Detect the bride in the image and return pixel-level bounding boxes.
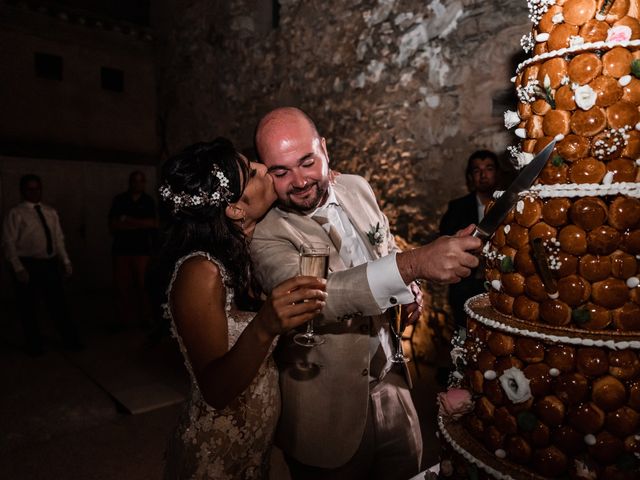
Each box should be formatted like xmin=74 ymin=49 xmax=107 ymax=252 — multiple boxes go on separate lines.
xmin=158 ymin=138 xmax=327 ymax=479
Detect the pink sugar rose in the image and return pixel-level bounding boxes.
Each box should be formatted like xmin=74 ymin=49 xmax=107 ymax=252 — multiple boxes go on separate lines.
xmin=607 ymin=25 xmax=632 ymax=43
xmin=438 ymin=388 xmax=473 ymax=420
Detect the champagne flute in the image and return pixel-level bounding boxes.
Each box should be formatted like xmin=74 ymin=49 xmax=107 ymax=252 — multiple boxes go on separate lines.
xmin=390 ymin=304 xmax=410 ymax=363
xmin=294 ymin=242 xmax=330 ymax=347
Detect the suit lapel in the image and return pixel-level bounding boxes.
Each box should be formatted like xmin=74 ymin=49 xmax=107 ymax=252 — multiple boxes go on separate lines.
xmin=275 ymin=208 xmax=347 ymax=272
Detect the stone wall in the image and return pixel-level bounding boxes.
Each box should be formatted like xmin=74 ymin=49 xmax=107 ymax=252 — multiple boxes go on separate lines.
xmin=155 ymin=0 xmax=531 ymax=309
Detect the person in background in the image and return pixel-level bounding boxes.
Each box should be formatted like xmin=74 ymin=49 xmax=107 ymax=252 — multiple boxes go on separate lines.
xmin=108 ymin=171 xmax=157 ymax=330
xmin=1 ymin=174 xmax=81 ymax=356
xmin=439 ymin=149 xmax=499 ymax=328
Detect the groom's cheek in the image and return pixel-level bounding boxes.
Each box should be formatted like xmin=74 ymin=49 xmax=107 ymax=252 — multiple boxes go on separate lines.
xmin=271 ymin=178 xmax=289 ymax=202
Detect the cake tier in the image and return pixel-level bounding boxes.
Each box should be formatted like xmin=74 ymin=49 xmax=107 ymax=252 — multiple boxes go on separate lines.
xmin=494 ymin=1 xmax=640 ymax=329
xmin=483 ymin=188 xmax=640 ymax=330
xmin=438 ymin=417 xmax=548 ymax=480
xmin=514 ymin=0 xmax=640 ymax=170
xmin=444 ymin=294 xmax=640 ymax=479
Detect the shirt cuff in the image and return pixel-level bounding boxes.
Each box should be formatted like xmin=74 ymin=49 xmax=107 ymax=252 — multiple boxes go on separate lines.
xmin=366 ymin=252 xmax=415 ymax=309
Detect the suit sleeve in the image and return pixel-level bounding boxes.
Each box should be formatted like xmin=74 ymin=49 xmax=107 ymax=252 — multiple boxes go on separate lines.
xmin=358 ymin=179 xmax=414 ymax=306
xmin=251 ymin=229 xmax=384 ymax=324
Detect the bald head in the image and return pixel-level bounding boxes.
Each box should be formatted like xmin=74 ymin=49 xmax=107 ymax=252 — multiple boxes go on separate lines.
xmin=254 ymin=107 xmax=330 ymax=212
xmin=255 ymin=107 xmax=320 ymax=161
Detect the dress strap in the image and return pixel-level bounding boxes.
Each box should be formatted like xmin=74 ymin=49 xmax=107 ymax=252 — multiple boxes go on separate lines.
xmin=164 ymin=251 xmax=234 ymax=319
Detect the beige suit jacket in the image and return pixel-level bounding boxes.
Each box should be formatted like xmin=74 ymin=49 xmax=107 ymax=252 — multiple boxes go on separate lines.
xmin=251 ymin=174 xmax=409 ymax=468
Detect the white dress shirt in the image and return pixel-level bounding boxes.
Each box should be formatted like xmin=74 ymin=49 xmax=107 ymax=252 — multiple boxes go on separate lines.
xmin=1 ymin=201 xmax=71 ymax=273
xmin=476 ymin=194 xmax=486 ymax=223
xmin=308 ymin=187 xmax=415 ymax=377
xmin=308 ymin=188 xmax=414 ymax=307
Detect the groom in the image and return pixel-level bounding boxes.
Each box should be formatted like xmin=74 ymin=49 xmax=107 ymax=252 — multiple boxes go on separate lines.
xmin=251 ymin=107 xmax=480 ymax=479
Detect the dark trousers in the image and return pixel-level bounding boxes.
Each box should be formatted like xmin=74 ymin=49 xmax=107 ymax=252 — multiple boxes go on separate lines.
xmin=112 ymin=255 xmax=152 ymax=327
xmin=13 ymin=257 xmax=78 ymax=350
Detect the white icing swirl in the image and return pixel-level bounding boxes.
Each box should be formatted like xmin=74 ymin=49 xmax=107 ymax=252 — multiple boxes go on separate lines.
xmin=517 ymin=39 xmax=640 ymax=74
xmin=494 ymin=182 xmax=640 ymax=199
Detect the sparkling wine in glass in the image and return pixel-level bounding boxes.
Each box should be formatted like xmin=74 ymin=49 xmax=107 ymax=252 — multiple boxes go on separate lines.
xmin=390 ymin=304 xmax=410 ymax=363
xmin=294 ymin=243 xmax=329 ymax=347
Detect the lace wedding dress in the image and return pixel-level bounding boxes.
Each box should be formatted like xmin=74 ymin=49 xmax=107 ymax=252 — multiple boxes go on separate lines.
xmin=163 ymin=252 xmax=280 ymax=479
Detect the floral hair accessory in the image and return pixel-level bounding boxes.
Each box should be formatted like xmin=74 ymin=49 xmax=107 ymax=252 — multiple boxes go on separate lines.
xmin=160 ymin=164 xmax=232 ymax=213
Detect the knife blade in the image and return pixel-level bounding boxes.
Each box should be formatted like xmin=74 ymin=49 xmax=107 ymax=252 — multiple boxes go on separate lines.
xmin=472 ymin=140 xmax=556 ymax=240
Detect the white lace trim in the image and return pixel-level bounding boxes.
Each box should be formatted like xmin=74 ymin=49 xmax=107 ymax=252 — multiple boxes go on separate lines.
xmin=163 ymin=251 xmax=234 ymax=382
xmin=464 ymin=295 xmax=640 ymax=350
xmin=164 ymin=250 xmax=233 ymax=316
xmin=516 ymin=39 xmax=640 ymax=74
xmin=493 ymin=181 xmax=640 ymax=199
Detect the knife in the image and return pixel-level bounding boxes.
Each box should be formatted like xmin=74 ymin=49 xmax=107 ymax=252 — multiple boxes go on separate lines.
xmin=472 ymin=140 xmax=556 ymax=240
xmin=531 ymin=237 xmax=559 ymax=298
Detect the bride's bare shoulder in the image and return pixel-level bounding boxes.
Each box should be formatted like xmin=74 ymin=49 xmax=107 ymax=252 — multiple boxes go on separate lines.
xmin=173 ymin=256 xmax=225 ymax=300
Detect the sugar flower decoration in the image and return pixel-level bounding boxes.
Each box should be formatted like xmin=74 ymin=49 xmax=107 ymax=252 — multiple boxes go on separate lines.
xmin=569 ymin=35 xmax=585 ymax=48
xmin=499 ymin=367 xmax=532 ymax=404
xmin=520 ymin=33 xmax=534 ymax=53
xmin=438 ymin=388 xmax=474 ymax=420
xmin=607 ymin=25 xmax=632 ymax=43
xmin=507 ymin=145 xmax=535 ymax=169
xmin=574 ymin=84 xmax=597 ymax=110
xmin=504 ymin=110 xmax=521 ymax=129
xmin=574 ymin=459 xmax=597 ymax=480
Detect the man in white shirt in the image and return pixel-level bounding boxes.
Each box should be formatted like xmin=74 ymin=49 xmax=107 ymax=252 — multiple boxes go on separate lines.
xmin=1 ymin=174 xmax=81 ymax=356
xmin=250 ymin=107 xmax=480 ymax=479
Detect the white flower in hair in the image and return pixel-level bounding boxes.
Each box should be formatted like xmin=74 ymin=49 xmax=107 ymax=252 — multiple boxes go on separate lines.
xmin=160 ymin=164 xmax=232 ymax=213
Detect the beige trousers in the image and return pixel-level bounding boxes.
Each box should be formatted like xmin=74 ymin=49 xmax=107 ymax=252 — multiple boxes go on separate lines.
xmin=285 ymin=370 xmax=423 ymax=480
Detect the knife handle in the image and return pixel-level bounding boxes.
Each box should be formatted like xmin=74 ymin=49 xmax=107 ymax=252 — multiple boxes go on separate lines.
xmin=471 ymin=228 xmax=487 ymax=240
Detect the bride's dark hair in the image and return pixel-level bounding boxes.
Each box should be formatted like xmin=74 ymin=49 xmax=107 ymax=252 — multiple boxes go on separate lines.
xmin=154 ymin=137 xmax=259 ymax=310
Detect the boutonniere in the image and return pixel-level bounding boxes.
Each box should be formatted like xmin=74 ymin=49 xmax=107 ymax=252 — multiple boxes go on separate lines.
xmin=367 ymin=222 xmax=384 ymax=246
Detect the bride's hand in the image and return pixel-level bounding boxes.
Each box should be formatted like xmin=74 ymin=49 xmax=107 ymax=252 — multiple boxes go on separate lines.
xmin=257 ymin=276 xmax=327 ymax=336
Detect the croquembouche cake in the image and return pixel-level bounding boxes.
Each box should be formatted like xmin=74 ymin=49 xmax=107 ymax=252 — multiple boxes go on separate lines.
xmin=436 ymin=1 xmax=640 ymax=478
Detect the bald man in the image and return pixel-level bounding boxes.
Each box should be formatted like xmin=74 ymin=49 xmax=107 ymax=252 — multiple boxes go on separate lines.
xmin=250 ymin=107 xmax=480 ymax=479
